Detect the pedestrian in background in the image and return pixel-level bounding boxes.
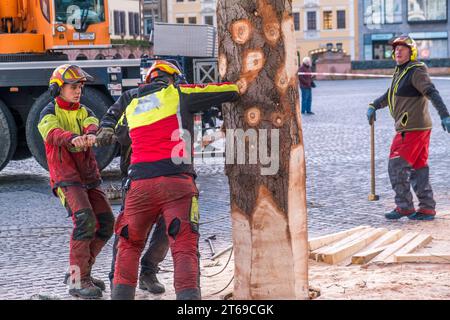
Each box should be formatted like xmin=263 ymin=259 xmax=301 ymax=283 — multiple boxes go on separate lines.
xmin=367 ymin=35 xmax=450 ymax=221
xmin=298 ymin=56 xmax=316 ymax=115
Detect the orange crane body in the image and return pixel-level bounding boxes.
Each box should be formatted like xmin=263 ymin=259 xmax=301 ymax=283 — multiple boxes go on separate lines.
xmin=0 ymin=0 xmax=111 ymax=54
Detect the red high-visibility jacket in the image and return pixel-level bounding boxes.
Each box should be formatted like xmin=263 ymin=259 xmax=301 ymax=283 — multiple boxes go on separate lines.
xmin=38 ymin=97 xmax=101 ymax=191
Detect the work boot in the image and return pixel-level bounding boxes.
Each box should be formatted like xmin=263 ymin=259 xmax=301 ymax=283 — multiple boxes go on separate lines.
xmin=68 ymin=278 xmax=102 ymax=299
xmin=385 ymin=209 xmax=413 ymax=220
xmin=139 ymin=270 xmax=165 ymax=294
xmin=176 ymin=288 xmax=201 ymax=300
xmin=111 ymin=284 xmax=136 ymax=300
xmin=408 ymin=212 xmax=435 ymax=221
xmin=64 ymin=273 xmax=106 ymax=291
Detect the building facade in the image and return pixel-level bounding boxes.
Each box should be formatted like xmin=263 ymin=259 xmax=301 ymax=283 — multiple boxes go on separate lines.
xmin=108 ymin=0 xmax=141 ymax=40
xmin=292 ymin=0 xmax=358 ymax=60
xmin=359 ymin=0 xmax=450 ymax=60
xmin=143 ymin=0 xmax=168 ymax=38
xmin=167 ymin=0 xmax=216 ymax=25
xmin=165 ymin=0 xmax=359 ymax=61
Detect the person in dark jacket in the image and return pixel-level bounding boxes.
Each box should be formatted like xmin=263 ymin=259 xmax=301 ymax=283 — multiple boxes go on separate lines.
xmin=298 ymin=56 xmax=315 ymax=115
xmin=367 ymin=35 xmax=450 ymax=221
xmin=96 ymin=60 xmax=240 ymax=300
xmin=38 ymin=64 xmax=114 ymax=299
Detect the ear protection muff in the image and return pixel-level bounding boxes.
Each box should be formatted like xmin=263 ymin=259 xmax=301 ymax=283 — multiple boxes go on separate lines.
xmin=49 ymin=82 xmax=61 ymax=98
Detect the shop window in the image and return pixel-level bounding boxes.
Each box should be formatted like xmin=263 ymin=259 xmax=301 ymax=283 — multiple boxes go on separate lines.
xmin=416 ymin=39 xmax=448 ymax=58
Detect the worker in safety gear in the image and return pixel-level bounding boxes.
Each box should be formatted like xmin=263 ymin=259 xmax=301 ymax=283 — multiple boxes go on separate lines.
xmin=97 ymin=60 xmax=240 ymax=300
xmin=367 ymin=35 xmax=450 ymax=221
xmin=97 ymin=113 xmax=169 ymax=295
xmin=38 ymin=64 xmax=115 ymax=299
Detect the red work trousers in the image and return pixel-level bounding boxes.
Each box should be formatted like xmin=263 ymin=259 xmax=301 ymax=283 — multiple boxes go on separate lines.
xmin=389 ymin=130 xmax=431 ymax=169
xmin=60 ymin=186 xmax=114 ymax=281
xmin=113 ymin=174 xmax=200 ymax=295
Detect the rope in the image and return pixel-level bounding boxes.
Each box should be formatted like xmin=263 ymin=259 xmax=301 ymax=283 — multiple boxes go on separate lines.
xmin=199 ymin=215 xmax=230 ymax=225
xmin=211 ymin=275 xmax=234 ymax=296
xmin=202 ymin=246 xmax=234 ymax=278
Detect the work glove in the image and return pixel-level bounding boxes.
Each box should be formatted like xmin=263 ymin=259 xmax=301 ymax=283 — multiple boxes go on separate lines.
xmin=442 ymin=116 xmax=450 ymax=133
xmin=367 ymin=104 xmax=376 ymax=125
xmin=96 ymin=127 xmax=116 ymax=147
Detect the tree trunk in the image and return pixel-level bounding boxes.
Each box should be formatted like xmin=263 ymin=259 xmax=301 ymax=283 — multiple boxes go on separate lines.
xmin=217 ymin=0 xmax=309 ymax=299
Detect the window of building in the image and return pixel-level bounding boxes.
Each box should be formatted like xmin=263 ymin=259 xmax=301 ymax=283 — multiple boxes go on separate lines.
xmin=323 ymin=11 xmax=333 ymax=30
xmin=293 ymin=12 xmax=300 ymax=31
xmin=364 ymin=0 xmax=402 ymax=25
xmin=176 ymin=0 xmax=183 ymax=2
xmin=188 ymin=17 xmax=197 ymax=24
xmin=205 ymin=15 xmax=214 ymax=25
xmin=114 ymin=10 xmax=126 ymax=35
xmin=144 ymin=17 xmax=153 ymax=35
xmin=416 ymin=39 xmax=448 ymax=58
xmin=134 ymin=13 xmax=140 ymax=36
xmin=337 ymin=10 xmax=346 ymax=29
xmin=307 ymin=11 xmax=317 ymax=30
xmin=176 ymin=17 xmax=185 ymax=24
xmin=408 ymin=0 xmax=447 ymax=22
xmin=128 ymin=12 xmax=140 ymax=36
xmin=373 ymin=42 xmax=393 ymax=60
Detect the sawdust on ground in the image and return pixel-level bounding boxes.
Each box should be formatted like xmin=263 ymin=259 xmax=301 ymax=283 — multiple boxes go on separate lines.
xmin=132 ymin=212 xmax=450 ymax=300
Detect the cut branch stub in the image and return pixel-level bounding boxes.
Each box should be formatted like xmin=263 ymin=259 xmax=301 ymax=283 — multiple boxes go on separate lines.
xmin=275 ymin=66 xmax=289 ymax=95
xmin=240 ymin=49 xmax=266 ymax=89
xmin=219 ymin=54 xmax=228 ymax=79
xmin=231 ymin=19 xmax=253 ymax=45
xmin=242 ymin=49 xmax=265 ymax=75
xmin=245 ymin=107 xmax=262 ymax=127
xmin=258 ymin=0 xmax=280 ymax=46
xmin=271 ymin=112 xmax=285 ymax=128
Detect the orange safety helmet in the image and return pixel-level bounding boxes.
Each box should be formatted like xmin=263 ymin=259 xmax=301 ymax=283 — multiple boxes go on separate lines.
xmin=144 ymin=60 xmax=182 ymax=84
xmin=49 ymin=64 xmax=94 ymax=97
xmin=391 ymin=35 xmax=418 ymax=61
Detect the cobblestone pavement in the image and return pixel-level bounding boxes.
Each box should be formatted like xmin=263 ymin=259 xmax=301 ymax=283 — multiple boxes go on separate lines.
xmin=1 ymin=78 xmax=449 ymax=299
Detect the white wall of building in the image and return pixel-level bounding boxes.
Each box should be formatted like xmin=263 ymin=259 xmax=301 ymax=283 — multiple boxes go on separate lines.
xmin=108 ymin=0 xmax=140 ymax=39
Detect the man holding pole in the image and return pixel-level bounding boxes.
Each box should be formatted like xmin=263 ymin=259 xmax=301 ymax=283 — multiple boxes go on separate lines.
xmin=367 ymin=35 xmax=450 ymax=221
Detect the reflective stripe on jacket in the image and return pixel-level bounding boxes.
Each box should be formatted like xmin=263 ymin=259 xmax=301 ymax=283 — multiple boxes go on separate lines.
xmin=372 ymin=61 xmax=450 ymax=132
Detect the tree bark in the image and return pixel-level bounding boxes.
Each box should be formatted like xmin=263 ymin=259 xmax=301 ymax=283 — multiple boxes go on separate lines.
xmin=217 ymin=0 xmax=309 ymax=299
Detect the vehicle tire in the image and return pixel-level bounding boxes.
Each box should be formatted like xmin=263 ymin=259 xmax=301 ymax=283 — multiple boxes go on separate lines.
xmin=26 ymin=88 xmax=118 ymax=171
xmin=0 ymin=99 xmax=18 ymax=171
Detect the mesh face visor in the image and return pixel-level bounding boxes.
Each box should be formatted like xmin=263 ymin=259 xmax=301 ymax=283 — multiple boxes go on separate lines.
xmin=61 ymin=65 xmax=94 ymax=84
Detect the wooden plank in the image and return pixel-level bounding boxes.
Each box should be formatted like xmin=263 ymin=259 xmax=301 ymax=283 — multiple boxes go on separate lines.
xmin=351 ymin=244 xmax=390 ymax=265
xmin=371 ymin=232 xmax=419 ymax=264
xmin=362 ymin=229 xmax=404 ymax=250
xmin=351 ymin=229 xmax=404 ymax=265
xmin=310 ymin=227 xmax=372 ymax=260
xmin=393 ymin=234 xmax=433 ymax=262
xmin=308 ymin=225 xmax=370 ymax=251
xmin=318 ymin=228 xmax=387 ymax=265
xmin=395 ymin=253 xmax=450 ymax=264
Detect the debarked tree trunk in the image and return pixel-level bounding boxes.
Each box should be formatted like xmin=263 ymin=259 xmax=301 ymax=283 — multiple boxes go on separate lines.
xmin=217 ymin=0 xmax=309 ymax=299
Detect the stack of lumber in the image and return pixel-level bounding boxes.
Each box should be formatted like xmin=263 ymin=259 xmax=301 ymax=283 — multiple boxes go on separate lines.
xmin=308 ymin=226 xmax=439 ymax=265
